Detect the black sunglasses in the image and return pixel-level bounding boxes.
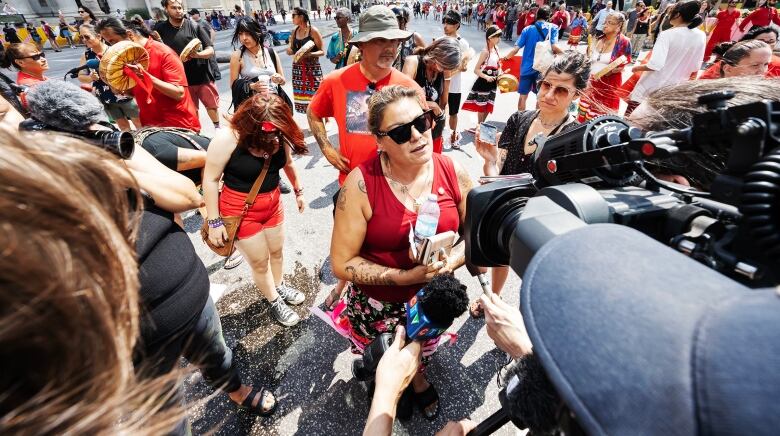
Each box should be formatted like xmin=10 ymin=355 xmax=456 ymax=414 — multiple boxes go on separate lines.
xmin=79 ymin=9 xmax=86 ymax=13
xmin=22 ymin=52 xmax=46 ymax=61
xmin=376 ymin=110 xmax=434 ymax=144
xmin=443 ymin=18 xmax=459 ymax=25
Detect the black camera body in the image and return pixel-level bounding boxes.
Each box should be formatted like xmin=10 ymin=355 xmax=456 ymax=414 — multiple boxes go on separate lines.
xmin=465 ymin=92 xmax=780 ymax=287
xmin=18 ymin=119 xmax=135 ymax=159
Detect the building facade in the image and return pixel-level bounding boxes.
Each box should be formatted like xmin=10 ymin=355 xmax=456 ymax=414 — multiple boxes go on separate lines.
xmin=4 ymin=0 xmax=341 ymax=19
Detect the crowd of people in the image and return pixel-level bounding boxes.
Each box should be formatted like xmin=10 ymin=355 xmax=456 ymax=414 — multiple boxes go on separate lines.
xmin=2 ymin=0 xmax=780 ymax=434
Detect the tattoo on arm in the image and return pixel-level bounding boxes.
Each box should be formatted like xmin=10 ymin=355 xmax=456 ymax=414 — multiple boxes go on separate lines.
xmin=497 ymin=149 xmax=508 ymax=173
xmin=358 ymin=179 xmax=367 ymax=193
xmin=337 ymin=185 xmax=348 ymax=211
xmin=355 ymin=260 xmax=398 ymax=286
xmin=307 ymin=111 xmax=332 ymax=151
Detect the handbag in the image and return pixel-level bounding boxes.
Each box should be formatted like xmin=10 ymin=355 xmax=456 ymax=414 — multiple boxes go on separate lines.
xmin=200 ymin=158 xmax=271 ymax=257
xmin=532 ymin=23 xmax=555 ymax=74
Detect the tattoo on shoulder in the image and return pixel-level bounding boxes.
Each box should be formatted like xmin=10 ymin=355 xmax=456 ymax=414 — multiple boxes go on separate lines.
xmin=337 ymin=186 xmax=348 ymax=211
xmin=457 ymin=166 xmax=474 ymax=193
xmin=358 ymin=179 xmax=367 ymax=194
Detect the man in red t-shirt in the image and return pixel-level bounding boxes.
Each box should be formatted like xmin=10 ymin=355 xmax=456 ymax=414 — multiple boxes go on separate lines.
xmin=307 ymin=5 xmax=424 ymax=306
xmin=308 ymin=5 xmax=424 ymax=187
xmin=96 ymin=17 xmax=200 ymax=132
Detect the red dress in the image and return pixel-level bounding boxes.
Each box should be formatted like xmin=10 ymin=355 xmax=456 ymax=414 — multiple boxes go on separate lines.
xmin=704 ymin=9 xmax=740 ymax=61
xmin=579 ymin=34 xmax=632 ymax=122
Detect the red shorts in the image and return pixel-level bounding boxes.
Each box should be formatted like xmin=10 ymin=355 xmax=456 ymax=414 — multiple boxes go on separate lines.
xmin=189 ymin=82 xmax=220 ymax=109
xmin=218 ymin=185 xmax=284 ymax=239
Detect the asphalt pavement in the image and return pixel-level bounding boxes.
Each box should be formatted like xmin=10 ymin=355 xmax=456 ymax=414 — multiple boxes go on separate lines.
xmin=8 ymin=16 xmax=547 ymax=435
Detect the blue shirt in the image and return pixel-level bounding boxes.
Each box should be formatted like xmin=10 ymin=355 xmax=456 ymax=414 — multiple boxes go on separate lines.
xmin=594 ymin=8 xmax=613 ymax=31
xmin=516 ymin=21 xmax=558 ymax=76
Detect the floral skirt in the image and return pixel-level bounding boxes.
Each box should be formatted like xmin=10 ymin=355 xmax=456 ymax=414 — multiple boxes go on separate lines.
xmin=344 ymin=283 xmax=441 ymax=366
xmin=292 ymin=58 xmax=322 ymax=114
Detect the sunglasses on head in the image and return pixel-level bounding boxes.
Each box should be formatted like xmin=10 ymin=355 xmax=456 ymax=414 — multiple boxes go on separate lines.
xmin=537 ymin=79 xmax=576 ymax=99
xmin=22 ymin=52 xmax=46 ymax=61
xmin=376 ymin=110 xmax=434 ymax=144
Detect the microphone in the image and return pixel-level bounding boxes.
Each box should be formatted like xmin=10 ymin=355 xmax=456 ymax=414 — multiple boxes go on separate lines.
xmin=65 ymin=58 xmax=100 ymax=79
xmin=25 ymin=80 xmax=108 ymax=132
xmin=405 ymin=273 xmax=469 ymax=340
xmin=352 ymin=273 xmax=469 ymax=380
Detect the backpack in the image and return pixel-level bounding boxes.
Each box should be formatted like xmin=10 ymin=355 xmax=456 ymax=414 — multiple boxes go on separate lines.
xmin=532 ymin=23 xmax=554 ymax=74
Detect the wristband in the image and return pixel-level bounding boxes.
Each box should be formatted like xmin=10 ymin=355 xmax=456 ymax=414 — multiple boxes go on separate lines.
xmin=294 ymin=187 xmax=304 ymax=196
xmin=207 ymin=218 xmax=224 ymax=228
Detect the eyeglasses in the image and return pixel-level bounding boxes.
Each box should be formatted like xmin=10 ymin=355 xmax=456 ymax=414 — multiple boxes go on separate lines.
xmin=537 ymin=79 xmax=576 ymax=99
xmin=376 ymin=110 xmax=434 ymax=144
xmin=21 ymin=52 xmax=46 ymax=61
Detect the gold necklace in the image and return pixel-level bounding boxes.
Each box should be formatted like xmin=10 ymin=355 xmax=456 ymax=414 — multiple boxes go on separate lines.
xmin=383 ymin=155 xmax=431 ymax=207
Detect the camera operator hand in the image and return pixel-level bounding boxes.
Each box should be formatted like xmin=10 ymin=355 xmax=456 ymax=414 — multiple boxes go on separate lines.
xmin=435 ymin=419 xmax=477 ymax=436
xmin=481 ymin=292 xmax=533 ymax=359
xmin=363 ymin=326 xmax=422 ymax=436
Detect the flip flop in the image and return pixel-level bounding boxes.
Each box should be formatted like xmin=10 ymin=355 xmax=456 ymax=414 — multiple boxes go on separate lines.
xmin=237 ymin=386 xmax=277 ymax=416
xmin=414 ymin=383 xmax=440 ymax=421
xmin=324 ymin=286 xmax=345 ymax=309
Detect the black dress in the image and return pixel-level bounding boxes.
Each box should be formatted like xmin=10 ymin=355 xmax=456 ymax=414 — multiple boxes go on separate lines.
xmin=498 ymin=110 xmax=579 ymax=175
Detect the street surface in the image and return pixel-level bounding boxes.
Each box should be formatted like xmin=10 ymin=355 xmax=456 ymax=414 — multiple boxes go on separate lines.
xmin=3 ymin=16 xmax=619 ymax=435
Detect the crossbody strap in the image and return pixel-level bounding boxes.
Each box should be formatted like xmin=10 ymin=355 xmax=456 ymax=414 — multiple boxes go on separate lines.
xmin=242 ymin=157 xmax=272 ymax=214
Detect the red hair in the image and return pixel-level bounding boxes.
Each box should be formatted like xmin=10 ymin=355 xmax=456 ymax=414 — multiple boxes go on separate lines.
xmin=231 ymin=94 xmax=307 ymax=155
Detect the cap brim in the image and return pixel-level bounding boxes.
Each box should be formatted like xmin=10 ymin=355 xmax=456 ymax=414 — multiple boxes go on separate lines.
xmin=351 ymin=28 xmax=412 ymax=43
xmin=520 ymin=224 xmax=766 ymax=435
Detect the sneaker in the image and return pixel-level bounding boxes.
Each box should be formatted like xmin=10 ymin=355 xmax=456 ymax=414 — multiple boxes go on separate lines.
xmin=276 ymin=283 xmax=306 ymax=305
xmin=224 ymin=251 xmax=244 ymax=270
xmin=270 ymin=298 xmax=300 ymax=326
xmin=279 ymin=179 xmax=291 ymax=194
xmin=448 ymin=131 xmax=462 ymax=150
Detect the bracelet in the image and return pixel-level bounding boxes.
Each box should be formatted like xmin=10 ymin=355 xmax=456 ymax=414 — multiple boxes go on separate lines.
xmin=207 ymin=218 xmax=224 ymax=228
xmin=294 ymin=187 xmax=304 ymax=196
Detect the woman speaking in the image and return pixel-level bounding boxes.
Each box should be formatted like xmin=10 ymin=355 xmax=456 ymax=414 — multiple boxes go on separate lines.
xmin=331 ymin=85 xmax=473 ymax=420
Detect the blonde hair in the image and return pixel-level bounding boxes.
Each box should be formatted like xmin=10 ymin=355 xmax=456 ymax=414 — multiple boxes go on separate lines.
xmin=0 ymin=129 xmax=182 ymax=434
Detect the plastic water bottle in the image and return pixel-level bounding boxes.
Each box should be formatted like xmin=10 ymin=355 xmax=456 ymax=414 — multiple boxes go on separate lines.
xmin=414 ymin=194 xmax=440 ymax=243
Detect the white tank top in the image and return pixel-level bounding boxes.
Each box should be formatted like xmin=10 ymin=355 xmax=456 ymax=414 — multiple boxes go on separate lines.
xmin=239 ymin=47 xmax=277 ymax=80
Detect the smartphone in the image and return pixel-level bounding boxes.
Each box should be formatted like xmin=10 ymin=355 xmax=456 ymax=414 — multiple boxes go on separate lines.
xmin=480 ymin=123 xmax=498 ymax=146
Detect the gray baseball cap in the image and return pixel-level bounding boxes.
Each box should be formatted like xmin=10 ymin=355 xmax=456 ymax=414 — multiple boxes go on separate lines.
xmin=352 ymin=5 xmax=412 ymax=43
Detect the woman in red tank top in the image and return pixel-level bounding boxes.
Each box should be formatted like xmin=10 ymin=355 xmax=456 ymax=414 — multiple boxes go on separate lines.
xmin=331 ymin=85 xmax=473 ymax=421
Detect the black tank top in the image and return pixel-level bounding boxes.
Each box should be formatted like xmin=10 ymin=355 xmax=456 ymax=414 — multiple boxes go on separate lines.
xmin=292 ymin=26 xmax=315 ymax=51
xmin=414 ymin=58 xmax=445 ymax=139
xmin=414 ymin=58 xmax=444 ymax=105
xmin=222 ymin=145 xmax=286 ymax=193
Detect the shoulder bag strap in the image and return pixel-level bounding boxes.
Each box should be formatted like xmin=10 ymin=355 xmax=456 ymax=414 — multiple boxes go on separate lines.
xmin=241 ymin=157 xmax=272 ymax=214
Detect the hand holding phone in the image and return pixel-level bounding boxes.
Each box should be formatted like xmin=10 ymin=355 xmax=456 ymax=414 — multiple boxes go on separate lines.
xmin=479 ymin=123 xmax=498 ymax=145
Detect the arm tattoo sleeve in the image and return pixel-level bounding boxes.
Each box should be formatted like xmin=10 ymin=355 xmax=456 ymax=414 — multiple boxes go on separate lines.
xmin=307 ymin=110 xmax=333 ymax=151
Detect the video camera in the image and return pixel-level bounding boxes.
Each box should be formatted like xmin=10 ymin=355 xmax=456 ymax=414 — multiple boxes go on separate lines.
xmin=463 ymin=91 xmax=780 ymax=435
xmin=465 ymin=91 xmax=779 ymax=288
xmin=18 ymin=119 xmax=135 ymax=159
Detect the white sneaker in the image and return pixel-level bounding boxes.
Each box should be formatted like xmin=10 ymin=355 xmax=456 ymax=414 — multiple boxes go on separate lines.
xmin=224 ymin=251 xmax=244 ymax=270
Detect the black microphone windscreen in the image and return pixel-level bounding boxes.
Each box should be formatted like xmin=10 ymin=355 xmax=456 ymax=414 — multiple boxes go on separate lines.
xmin=25 ymin=80 xmax=107 ymax=132
xmin=418 ymin=273 xmax=469 ymax=326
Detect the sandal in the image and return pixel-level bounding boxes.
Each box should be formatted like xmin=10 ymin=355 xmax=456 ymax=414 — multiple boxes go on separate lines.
xmin=414 ymin=383 xmax=440 ymax=421
xmin=237 ymin=386 xmax=277 ymax=416
xmin=469 ymin=299 xmax=484 ymax=318
xmin=397 ymin=385 xmax=415 ymax=421
xmin=324 ymin=286 xmax=345 ymax=309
